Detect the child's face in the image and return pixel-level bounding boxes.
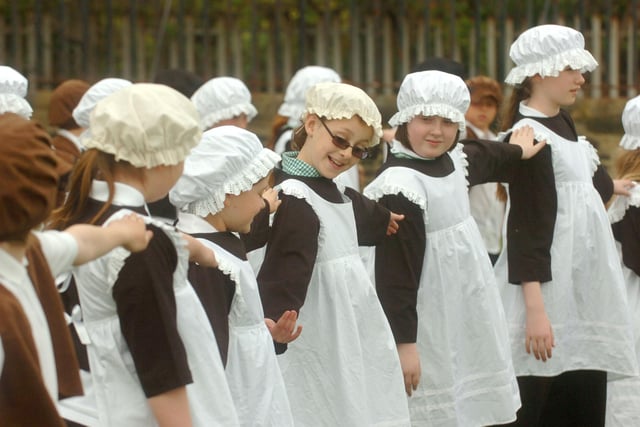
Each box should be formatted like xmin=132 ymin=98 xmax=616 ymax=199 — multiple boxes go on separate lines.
xmin=535 ymin=68 xmax=586 ymax=108
xmin=465 ymin=97 xmax=498 ymax=132
xmin=298 ymin=115 xmax=372 ymax=179
xmin=406 ymin=115 xmax=458 ymax=158
xmin=220 ymin=176 xmax=270 ymax=234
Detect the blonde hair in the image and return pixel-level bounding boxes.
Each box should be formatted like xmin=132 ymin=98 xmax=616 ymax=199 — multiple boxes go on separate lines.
xmin=615 ymin=148 xmax=640 ymax=181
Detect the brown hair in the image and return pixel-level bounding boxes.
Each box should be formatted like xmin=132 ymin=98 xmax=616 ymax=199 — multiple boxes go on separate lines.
xmin=502 ymin=78 xmax=533 ymax=131
xmin=467 ymin=75 xmax=503 ymax=106
xmin=48 ymin=149 xmax=119 ymax=229
xmin=291 ymin=124 xmax=307 ymax=150
xmin=615 ymin=148 xmax=640 ymax=181
xmin=466 ymin=75 xmax=503 ymax=132
xmin=605 ymin=148 xmax=640 ymax=208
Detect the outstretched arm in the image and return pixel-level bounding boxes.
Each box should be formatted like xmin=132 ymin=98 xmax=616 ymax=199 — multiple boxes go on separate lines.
xmin=613 ymin=179 xmax=635 ymax=197
xmin=66 ymin=213 xmax=153 ymax=266
xmin=509 ymin=125 xmax=547 ymax=159
xmin=181 ymin=234 xmax=218 ymax=268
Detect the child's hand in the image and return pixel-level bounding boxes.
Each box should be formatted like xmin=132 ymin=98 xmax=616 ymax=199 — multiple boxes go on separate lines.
xmin=613 ymin=179 xmax=635 ymax=197
xmin=265 ymin=310 xmax=303 ymax=344
xmin=387 ymin=212 xmax=405 ymax=236
xmin=397 ymin=343 xmax=421 ymax=396
xmin=525 ymin=307 xmax=555 ymax=362
xmin=382 ymin=128 xmax=397 ymax=143
xmin=262 ymin=187 xmax=281 ymax=214
xmin=107 ymin=213 xmax=153 ymax=253
xmin=181 ymin=234 xmax=218 ymax=268
xmin=510 ymin=125 xmax=547 ymax=159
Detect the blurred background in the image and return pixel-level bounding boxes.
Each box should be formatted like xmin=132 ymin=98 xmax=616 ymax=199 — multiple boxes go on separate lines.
xmin=2 ymin=0 xmax=638 ymax=169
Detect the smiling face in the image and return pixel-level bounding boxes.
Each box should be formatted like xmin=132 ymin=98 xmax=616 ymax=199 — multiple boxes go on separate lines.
xmin=297 ymin=115 xmax=372 ymax=179
xmin=405 ymin=115 xmax=459 ymax=159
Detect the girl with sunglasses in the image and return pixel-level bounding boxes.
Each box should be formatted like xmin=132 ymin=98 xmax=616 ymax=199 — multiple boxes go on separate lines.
xmin=363 ymin=70 xmax=544 ymax=426
xmin=257 ymin=82 xmax=410 ymax=426
xmin=496 ymin=25 xmax=637 ymax=425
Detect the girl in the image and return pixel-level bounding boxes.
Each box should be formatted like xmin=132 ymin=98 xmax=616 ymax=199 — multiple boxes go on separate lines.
xmin=257 ymin=82 xmax=410 ymax=426
xmin=170 ymin=125 xmax=301 ymax=426
xmin=268 ymin=65 xmax=360 ymax=191
xmin=495 ymin=24 xmax=637 ymax=426
xmin=50 ymin=84 xmax=239 ymax=426
xmin=363 ymin=69 xmax=542 ymax=426
xmin=268 ymin=65 xmax=341 ymax=155
xmin=604 ymin=95 xmax=640 ymax=426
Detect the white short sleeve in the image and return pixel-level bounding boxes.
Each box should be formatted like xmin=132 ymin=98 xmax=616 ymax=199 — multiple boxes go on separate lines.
xmin=33 ymin=230 xmax=78 ymax=278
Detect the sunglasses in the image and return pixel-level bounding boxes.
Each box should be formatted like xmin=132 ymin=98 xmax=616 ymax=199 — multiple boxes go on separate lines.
xmin=319 ymin=118 xmax=370 ymax=160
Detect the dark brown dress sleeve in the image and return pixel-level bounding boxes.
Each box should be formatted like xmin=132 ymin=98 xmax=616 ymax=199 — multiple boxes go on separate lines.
xmin=374 ymin=193 xmax=425 ymax=344
xmin=257 ymin=194 xmax=320 ymax=354
xmin=506 ymin=142 xmax=557 ymax=284
xmin=461 ymin=138 xmax=523 ymax=185
xmin=344 ymin=188 xmax=391 ymax=246
xmin=112 ymin=224 xmax=192 ymax=398
xmin=612 ymin=205 xmax=640 ymax=276
xmin=593 ymin=165 xmax=614 ymax=204
xmin=240 ymin=200 xmax=271 ymax=252
xmin=187 ymin=264 xmax=235 ymax=366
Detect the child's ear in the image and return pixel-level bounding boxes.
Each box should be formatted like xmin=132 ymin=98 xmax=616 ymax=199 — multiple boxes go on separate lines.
xmin=304 ymin=114 xmax=317 ymax=137
xmin=223 ymin=194 xmax=232 ymax=207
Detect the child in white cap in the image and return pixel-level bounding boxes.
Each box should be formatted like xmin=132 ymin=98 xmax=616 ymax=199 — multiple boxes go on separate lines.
xmin=363 ymin=69 xmax=543 ymax=426
xmin=0 ymin=65 xmax=32 ymax=119
xmin=191 ymin=76 xmax=257 ymax=130
xmin=257 ymin=82 xmax=410 ymax=426
xmin=606 ymin=95 xmax=640 ymax=426
xmin=50 ymin=84 xmax=240 ymax=426
xmin=170 ymin=125 xmax=301 ymax=427
xmin=269 ymin=66 xmax=361 ymax=191
xmin=496 ymin=24 xmax=637 ymax=425
xmin=269 ymin=65 xmax=341 ymax=154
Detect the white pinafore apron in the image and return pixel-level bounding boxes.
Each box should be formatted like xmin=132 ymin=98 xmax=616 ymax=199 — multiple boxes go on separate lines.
xmin=74 ymin=209 xmax=239 ymax=426
xmin=364 ymin=144 xmax=520 ymax=427
xmin=605 ymin=186 xmax=640 ymax=427
xmin=197 ymin=238 xmax=294 ymax=427
xmin=495 ymin=118 xmax=638 ymax=379
xmin=276 ymin=179 xmax=410 ymax=427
